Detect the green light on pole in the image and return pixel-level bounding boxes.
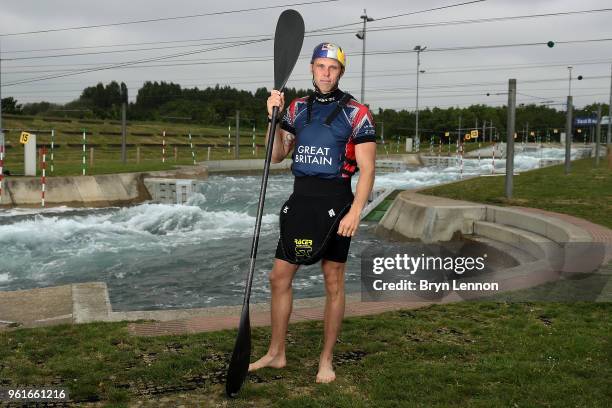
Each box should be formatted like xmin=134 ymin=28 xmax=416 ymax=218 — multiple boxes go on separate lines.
xmin=547 ymin=41 xmax=555 ymax=48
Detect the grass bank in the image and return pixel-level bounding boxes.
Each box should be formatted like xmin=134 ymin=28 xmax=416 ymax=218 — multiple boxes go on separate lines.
xmin=420 ymin=157 xmax=612 ymax=229
xmin=3 ymin=116 xmax=490 ymax=176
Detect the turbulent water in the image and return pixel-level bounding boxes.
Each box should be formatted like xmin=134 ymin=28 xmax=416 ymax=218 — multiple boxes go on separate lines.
xmin=0 ymin=147 xmax=589 ymax=310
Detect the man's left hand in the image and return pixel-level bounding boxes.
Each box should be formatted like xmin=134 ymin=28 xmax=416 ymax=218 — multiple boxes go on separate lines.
xmin=337 ymin=208 xmax=361 ymax=237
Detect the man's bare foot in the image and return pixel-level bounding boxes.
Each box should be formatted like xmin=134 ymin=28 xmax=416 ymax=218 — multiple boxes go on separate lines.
xmin=315 ymin=359 xmax=336 ymax=383
xmin=248 ymin=353 xmax=286 ymax=372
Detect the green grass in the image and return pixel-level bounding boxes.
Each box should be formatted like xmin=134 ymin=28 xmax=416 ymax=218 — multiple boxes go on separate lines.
xmin=1 ymin=301 xmax=610 ymax=406
xmin=2 ymin=117 xmax=272 ymax=176
xmin=420 ymin=157 xmax=612 ymax=229
xmin=1 ymin=135 xmax=610 ymax=405
xmin=3 ymin=116 xmax=399 ymax=176
xmin=364 ymin=189 xmax=402 ymax=222
xmin=3 ymin=116 xmax=494 ymax=177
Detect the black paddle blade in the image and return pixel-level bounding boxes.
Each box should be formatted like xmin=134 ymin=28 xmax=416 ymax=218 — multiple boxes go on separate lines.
xmin=274 ymin=10 xmax=305 ymax=91
xmin=225 ymin=305 xmax=251 ymax=397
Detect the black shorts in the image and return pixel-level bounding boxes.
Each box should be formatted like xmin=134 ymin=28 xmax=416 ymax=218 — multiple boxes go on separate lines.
xmin=275 ymin=176 xmax=354 ymax=265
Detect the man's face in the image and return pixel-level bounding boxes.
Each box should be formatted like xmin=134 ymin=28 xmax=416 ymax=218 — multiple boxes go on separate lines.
xmin=310 ymin=57 xmax=343 ymax=93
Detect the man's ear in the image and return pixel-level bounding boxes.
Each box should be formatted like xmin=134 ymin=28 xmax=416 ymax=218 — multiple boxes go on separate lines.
xmin=310 ymin=63 xmax=314 ymax=75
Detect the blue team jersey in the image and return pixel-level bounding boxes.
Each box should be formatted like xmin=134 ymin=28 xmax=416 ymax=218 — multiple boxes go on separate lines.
xmin=280 ymin=90 xmax=376 ymax=179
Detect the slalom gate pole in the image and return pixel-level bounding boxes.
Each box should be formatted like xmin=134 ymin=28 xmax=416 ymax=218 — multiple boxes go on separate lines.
xmin=252 ymin=125 xmax=256 ymax=156
xmin=459 ymin=140 xmax=464 ymax=179
xmin=82 ymin=130 xmax=87 ymax=176
xmin=162 ymin=131 xmax=166 ymax=163
xmin=228 ymin=124 xmax=231 ymax=154
xmin=491 ymin=142 xmax=496 ymax=174
xmin=41 ymin=147 xmax=46 ymax=207
xmin=188 ymin=132 xmax=197 ymax=165
xmin=50 ymin=129 xmax=55 ymax=174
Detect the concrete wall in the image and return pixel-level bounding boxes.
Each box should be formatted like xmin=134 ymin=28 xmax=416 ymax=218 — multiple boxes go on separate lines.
xmin=379 ymin=190 xmax=487 ymax=243
xmin=0 ymin=165 xmax=208 ymax=208
xmin=1 ymin=173 xmax=149 ymax=207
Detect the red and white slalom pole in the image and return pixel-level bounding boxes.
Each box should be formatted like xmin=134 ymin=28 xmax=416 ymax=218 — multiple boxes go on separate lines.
xmin=162 ymin=131 xmax=166 ymax=163
xmin=455 ymin=139 xmax=460 ymax=167
xmin=491 ymin=142 xmax=496 ymax=174
xmin=459 ymin=141 xmax=464 ymax=179
xmin=41 ymin=147 xmax=47 ymax=207
xmin=0 ymin=143 xmax=4 ymax=202
xmin=50 ymin=129 xmax=55 ymax=174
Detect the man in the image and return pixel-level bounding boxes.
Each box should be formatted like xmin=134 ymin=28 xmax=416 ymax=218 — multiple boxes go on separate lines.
xmin=249 ymin=42 xmax=376 ymax=383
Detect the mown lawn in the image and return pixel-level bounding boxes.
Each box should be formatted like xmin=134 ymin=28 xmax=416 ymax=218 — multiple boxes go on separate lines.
xmin=1 ymin=301 xmax=610 ymax=407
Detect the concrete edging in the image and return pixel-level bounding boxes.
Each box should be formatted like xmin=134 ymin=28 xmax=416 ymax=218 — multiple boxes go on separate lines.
xmin=0 ymin=165 xmax=208 ymax=207
xmin=380 ymin=190 xmax=593 ymax=246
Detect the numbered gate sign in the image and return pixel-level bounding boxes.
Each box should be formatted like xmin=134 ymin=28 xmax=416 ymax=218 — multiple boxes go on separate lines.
xmin=20 ymin=131 xmax=31 ymax=144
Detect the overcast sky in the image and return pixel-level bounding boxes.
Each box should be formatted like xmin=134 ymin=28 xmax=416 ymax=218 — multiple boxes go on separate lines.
xmin=1 ymin=0 xmax=610 ymax=112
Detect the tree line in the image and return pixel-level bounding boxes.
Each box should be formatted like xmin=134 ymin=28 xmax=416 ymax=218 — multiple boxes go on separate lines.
xmin=2 ymin=81 xmax=609 ymax=141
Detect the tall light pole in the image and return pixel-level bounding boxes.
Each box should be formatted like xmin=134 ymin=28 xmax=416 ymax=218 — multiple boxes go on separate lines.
xmin=356 ymin=9 xmax=374 ymax=104
xmin=414 ymin=45 xmax=426 ymax=146
xmin=120 ymin=82 xmax=128 ymax=164
xmin=606 ymin=65 xmax=612 ymax=146
xmin=567 ymin=65 xmax=583 ymax=98
xmin=505 ymin=79 xmax=516 ymax=199
xmin=567 ymin=66 xmax=573 ymax=97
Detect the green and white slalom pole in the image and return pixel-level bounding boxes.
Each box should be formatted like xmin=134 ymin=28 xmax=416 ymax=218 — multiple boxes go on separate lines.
xmin=82 ymin=129 xmax=87 ymax=176
xmin=188 ymin=132 xmax=197 ymax=165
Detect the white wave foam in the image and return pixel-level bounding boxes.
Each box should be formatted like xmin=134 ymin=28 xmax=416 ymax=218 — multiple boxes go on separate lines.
xmin=373 ymin=147 xmax=589 ymax=190
xmin=0 ymin=199 xmax=279 ymax=260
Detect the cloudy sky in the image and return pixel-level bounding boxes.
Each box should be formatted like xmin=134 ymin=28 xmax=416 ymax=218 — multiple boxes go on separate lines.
xmin=1 ymin=0 xmax=610 ymax=111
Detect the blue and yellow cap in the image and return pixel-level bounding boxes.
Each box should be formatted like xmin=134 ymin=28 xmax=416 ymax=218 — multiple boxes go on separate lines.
xmin=310 ymin=42 xmax=346 ymax=68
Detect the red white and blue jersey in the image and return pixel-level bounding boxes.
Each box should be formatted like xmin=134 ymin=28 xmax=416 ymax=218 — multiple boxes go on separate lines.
xmin=280 ymin=89 xmax=376 ymax=179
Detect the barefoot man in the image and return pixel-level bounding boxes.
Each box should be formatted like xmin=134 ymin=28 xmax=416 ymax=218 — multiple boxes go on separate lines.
xmin=249 ymin=42 xmax=376 ymax=383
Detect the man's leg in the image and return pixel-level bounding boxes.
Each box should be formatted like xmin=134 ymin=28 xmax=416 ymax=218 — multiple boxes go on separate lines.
xmin=249 ymin=258 xmax=299 ymax=371
xmin=316 ymin=258 xmax=346 ymax=383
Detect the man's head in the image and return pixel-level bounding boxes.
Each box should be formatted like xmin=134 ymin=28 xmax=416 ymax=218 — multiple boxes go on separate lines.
xmin=310 ymin=42 xmax=345 ymax=94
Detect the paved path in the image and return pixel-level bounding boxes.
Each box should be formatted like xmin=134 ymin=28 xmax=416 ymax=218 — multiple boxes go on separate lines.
xmin=128 ymin=205 xmax=612 ymax=337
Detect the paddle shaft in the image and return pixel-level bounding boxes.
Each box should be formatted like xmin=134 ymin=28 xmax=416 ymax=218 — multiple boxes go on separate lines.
xmin=242 ymin=105 xmax=281 ymax=305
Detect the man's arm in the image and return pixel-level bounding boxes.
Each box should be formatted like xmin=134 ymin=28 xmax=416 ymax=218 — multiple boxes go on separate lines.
xmin=265 ymin=89 xmax=295 ymax=163
xmin=337 ymin=141 xmax=376 ymax=237
xmin=266 ymin=122 xmax=295 ymax=163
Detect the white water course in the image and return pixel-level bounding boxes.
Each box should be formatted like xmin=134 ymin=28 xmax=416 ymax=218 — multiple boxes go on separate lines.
xmin=0 ymin=147 xmax=591 ymax=310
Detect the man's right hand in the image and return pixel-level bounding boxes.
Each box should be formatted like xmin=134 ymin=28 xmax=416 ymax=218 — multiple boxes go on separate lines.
xmin=267 ymin=89 xmax=285 ymax=119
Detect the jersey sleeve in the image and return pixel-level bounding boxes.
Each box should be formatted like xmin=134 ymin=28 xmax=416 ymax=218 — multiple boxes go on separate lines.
xmin=280 ymin=98 xmax=298 ymax=135
xmin=352 ymin=105 xmax=377 ymax=144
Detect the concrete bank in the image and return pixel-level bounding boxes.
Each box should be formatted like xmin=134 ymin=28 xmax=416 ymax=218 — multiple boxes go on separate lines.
xmin=0 ymin=165 xmax=208 ymax=207
xmin=378 ymin=190 xmax=610 ymax=274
